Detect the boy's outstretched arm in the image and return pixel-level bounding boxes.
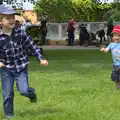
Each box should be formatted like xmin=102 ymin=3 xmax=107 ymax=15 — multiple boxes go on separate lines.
xmin=22 ymin=32 xmax=48 ymax=66
xmin=100 ymin=43 xmax=112 ymax=53
xmin=100 ymin=47 xmax=109 ymax=53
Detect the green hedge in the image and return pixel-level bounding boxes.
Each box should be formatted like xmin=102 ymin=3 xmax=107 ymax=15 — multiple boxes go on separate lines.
xmin=26 ymin=27 xmax=40 ymax=40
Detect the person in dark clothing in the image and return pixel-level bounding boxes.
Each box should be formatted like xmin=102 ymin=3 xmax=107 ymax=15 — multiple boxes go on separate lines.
xmin=96 ymin=29 xmax=105 ymax=45
xmin=79 ymin=24 xmax=90 ymax=46
xmin=107 ymin=16 xmax=114 ymax=37
xmin=39 ymin=18 xmax=47 ymax=45
xmin=67 ymin=18 xmax=75 ymax=46
xmin=15 ymin=20 xmax=21 ymax=30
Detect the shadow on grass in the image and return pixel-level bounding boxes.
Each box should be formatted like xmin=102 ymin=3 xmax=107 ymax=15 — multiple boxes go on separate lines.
xmin=17 ymin=107 xmax=63 ymax=117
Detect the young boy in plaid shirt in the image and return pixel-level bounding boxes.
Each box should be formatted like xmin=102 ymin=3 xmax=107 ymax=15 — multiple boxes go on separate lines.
xmin=0 ymin=5 xmax=48 ymax=119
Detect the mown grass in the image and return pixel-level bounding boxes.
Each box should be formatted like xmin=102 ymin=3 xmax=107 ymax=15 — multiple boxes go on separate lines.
xmin=0 ymin=49 xmax=120 ymax=120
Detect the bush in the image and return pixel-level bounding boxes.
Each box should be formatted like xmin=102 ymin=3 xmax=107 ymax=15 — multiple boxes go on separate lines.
xmin=26 ymin=26 xmax=40 ymax=40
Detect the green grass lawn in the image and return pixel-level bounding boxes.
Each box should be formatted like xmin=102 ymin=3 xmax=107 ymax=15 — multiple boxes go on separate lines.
xmin=0 ymin=49 xmax=120 ymax=120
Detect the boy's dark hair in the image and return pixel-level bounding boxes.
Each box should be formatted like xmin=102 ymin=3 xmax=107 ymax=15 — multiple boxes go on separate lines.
xmin=15 ymin=20 xmax=20 ymax=23
xmin=26 ymin=19 xmax=30 ymax=23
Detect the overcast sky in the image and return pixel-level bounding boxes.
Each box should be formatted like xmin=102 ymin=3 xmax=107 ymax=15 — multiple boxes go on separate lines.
xmin=23 ymin=1 xmax=34 ymax=10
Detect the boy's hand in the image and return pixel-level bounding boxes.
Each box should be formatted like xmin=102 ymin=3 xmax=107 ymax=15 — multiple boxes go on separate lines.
xmin=100 ymin=47 xmax=109 ymax=53
xmin=100 ymin=48 xmax=106 ymax=52
xmin=0 ymin=62 xmax=4 ymax=68
xmin=40 ymin=60 xmax=48 ymax=66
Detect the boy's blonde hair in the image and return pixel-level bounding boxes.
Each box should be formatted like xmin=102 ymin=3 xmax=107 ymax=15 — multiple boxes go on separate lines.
xmin=0 ymin=14 xmax=8 ymax=22
xmin=0 ymin=14 xmax=15 ymax=22
xmin=0 ymin=14 xmax=4 ymax=22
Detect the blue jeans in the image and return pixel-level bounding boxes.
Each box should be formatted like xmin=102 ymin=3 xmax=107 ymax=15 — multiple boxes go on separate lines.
xmin=68 ymin=32 xmax=74 ymax=46
xmin=1 ymin=67 xmax=35 ymax=116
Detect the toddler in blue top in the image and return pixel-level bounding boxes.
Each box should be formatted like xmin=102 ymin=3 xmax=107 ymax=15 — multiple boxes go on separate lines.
xmin=100 ymin=25 xmax=120 ymax=89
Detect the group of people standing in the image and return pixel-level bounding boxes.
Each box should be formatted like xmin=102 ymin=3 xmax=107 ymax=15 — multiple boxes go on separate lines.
xmin=14 ymin=18 xmax=48 ymax=46
xmin=15 ymin=19 xmax=32 ymax=31
xmin=67 ymin=17 xmax=114 ymax=46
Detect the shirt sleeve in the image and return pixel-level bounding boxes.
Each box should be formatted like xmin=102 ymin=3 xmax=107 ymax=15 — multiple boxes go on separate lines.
xmin=106 ymin=43 xmax=113 ymax=51
xmin=22 ymin=31 xmax=44 ymax=61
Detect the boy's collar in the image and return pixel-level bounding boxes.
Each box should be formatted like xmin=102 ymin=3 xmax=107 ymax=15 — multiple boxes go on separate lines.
xmin=0 ymin=28 xmax=15 ymax=36
xmin=0 ymin=29 xmax=11 ymax=36
xmin=0 ymin=30 xmax=3 ymax=35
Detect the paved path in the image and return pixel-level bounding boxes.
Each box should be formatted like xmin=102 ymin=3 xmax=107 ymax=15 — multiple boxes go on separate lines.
xmin=39 ymin=45 xmax=102 ymax=50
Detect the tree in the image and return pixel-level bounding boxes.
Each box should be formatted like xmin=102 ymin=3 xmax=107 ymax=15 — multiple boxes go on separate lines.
xmin=34 ymin=0 xmax=72 ymax=22
xmin=35 ymin=0 xmax=120 ymax=22
xmin=34 ymin=0 xmax=98 ymax=22
xmin=106 ymin=2 xmax=120 ymax=21
xmin=93 ymin=0 xmax=120 ymax=3
xmin=94 ymin=0 xmax=120 ymax=2
xmin=0 ymin=0 xmax=36 ymax=8
xmin=34 ymin=0 xmax=112 ymax=22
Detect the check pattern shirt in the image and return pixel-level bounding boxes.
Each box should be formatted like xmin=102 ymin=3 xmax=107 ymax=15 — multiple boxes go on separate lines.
xmin=0 ymin=29 xmax=43 ymax=72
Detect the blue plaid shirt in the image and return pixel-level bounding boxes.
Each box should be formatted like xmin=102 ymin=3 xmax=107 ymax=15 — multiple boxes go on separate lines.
xmin=0 ymin=29 xmax=43 ymax=72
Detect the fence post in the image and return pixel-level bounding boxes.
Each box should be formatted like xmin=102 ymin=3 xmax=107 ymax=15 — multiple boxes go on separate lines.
xmin=58 ymin=23 xmax=63 ymax=40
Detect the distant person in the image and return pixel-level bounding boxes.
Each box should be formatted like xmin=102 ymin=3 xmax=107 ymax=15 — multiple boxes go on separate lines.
xmin=21 ymin=21 xmax=26 ymax=31
xmin=107 ymin=16 xmax=114 ymax=39
xmin=21 ymin=25 xmax=25 ymax=31
xmin=21 ymin=19 xmax=31 ymax=31
xmin=96 ymin=24 xmax=105 ymax=45
xmin=39 ymin=18 xmax=47 ymax=45
xmin=25 ymin=19 xmax=31 ymax=27
xmin=15 ymin=20 xmax=21 ymax=30
xmin=67 ymin=17 xmax=75 ymax=46
xmin=79 ymin=24 xmax=90 ymax=46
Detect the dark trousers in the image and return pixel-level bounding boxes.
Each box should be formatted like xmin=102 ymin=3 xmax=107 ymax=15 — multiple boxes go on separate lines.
xmin=79 ymin=34 xmax=85 ymax=46
xmin=107 ymin=25 xmax=114 ymax=36
xmin=100 ymin=37 xmax=102 ymax=45
xmin=40 ymin=33 xmax=47 ymax=45
xmin=1 ymin=67 xmax=36 ymax=116
xmin=68 ymin=32 xmax=74 ymax=46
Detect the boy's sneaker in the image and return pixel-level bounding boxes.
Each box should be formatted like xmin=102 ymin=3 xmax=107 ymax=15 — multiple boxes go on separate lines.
xmin=5 ymin=116 xmax=12 ymax=120
xmin=29 ymin=93 xmax=37 ymax=103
